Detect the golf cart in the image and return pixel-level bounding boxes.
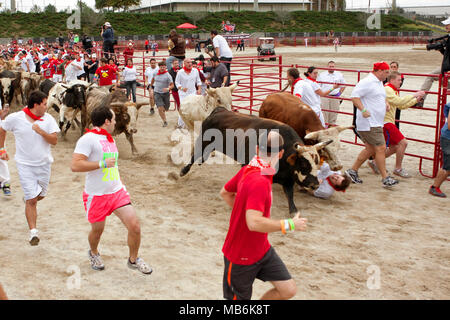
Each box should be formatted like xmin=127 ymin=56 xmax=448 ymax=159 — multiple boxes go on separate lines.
xmin=257 ymin=37 xmax=276 ymax=61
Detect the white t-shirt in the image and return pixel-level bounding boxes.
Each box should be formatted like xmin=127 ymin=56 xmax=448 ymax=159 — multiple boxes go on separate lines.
xmin=314 ymin=163 xmax=341 ymax=199
xmin=0 ymin=111 xmax=60 ymax=166
xmin=65 ymin=61 xmax=80 ymax=82
xmin=73 ymin=132 xmax=123 ymax=196
xmin=293 ymin=79 xmax=321 ymax=113
xmin=317 ymin=71 xmax=346 ymax=96
xmin=213 ymin=35 xmax=233 ymax=59
xmin=145 ymin=66 xmax=159 ymax=85
xmin=122 ymin=66 xmax=138 ymax=82
xmin=175 ymin=68 xmax=202 ymax=102
xmin=351 ymin=72 xmax=387 ymax=131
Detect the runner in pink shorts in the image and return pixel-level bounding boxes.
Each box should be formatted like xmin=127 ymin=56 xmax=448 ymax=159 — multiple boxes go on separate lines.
xmin=71 ymin=106 xmax=152 ymax=274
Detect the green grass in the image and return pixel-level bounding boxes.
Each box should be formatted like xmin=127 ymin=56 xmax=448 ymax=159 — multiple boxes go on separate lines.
xmin=0 ymin=11 xmax=432 ymax=38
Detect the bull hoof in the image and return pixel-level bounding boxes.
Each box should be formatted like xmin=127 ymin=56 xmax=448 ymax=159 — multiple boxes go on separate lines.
xmin=180 ymin=166 xmax=191 ymax=177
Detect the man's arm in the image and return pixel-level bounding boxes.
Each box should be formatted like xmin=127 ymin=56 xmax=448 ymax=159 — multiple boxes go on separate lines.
xmin=71 ymin=153 xmax=115 ymax=173
xmin=246 ymin=210 xmax=307 ymax=233
xmin=352 ymin=97 xmax=370 ymax=118
xmin=220 ymin=187 xmax=235 ymax=208
xmin=0 ymin=127 xmax=9 ymax=161
xmin=31 ymin=124 xmax=58 ymax=146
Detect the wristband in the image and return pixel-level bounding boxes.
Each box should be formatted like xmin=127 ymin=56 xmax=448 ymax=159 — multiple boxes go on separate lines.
xmin=288 ymin=219 xmax=295 ymax=232
xmin=280 ymin=220 xmax=286 ymax=234
xmin=99 ymin=160 xmax=106 ymax=169
xmin=0 ymin=149 xmax=6 ymax=155
xmin=361 ymin=108 xmax=367 ymax=113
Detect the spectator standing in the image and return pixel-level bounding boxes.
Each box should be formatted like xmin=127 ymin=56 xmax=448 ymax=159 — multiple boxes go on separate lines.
xmin=317 ymin=61 xmax=347 ymax=126
xmin=207 ymin=56 xmax=229 ymax=88
xmin=166 ymin=30 xmax=186 ymax=72
xmin=345 ymin=62 xmax=399 ymax=188
xmin=144 ymin=39 xmax=149 ymax=54
xmin=209 ymin=30 xmax=233 ymax=86
xmin=85 ymin=54 xmax=99 ymax=83
xmin=101 ymin=22 xmax=115 ymax=59
xmin=123 ymin=42 xmax=134 ymax=65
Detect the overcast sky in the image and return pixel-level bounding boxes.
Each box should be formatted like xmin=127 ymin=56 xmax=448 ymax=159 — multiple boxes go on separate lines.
xmin=2 ymin=0 xmax=448 ymax=12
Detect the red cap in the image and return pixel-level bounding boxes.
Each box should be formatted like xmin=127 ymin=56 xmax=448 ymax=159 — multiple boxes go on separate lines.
xmin=373 ymin=61 xmax=390 ymax=71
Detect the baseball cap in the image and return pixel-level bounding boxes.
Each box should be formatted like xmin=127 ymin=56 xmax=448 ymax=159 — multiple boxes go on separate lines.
xmin=373 ymin=61 xmax=390 ymax=71
xmin=441 ymin=17 xmax=450 ymax=25
xmin=104 ymin=22 xmax=111 ymax=27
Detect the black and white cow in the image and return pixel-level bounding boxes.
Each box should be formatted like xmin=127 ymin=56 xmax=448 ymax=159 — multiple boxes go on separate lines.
xmin=45 ymin=80 xmax=94 ymax=137
xmin=0 ymin=70 xmax=22 ymax=110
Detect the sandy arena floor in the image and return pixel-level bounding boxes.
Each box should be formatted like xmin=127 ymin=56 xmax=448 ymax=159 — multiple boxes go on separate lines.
xmin=0 ymin=44 xmax=448 ymax=300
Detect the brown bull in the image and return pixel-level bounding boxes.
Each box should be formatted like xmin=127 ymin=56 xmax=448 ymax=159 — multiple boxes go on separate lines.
xmin=259 ymin=92 xmax=352 ymax=171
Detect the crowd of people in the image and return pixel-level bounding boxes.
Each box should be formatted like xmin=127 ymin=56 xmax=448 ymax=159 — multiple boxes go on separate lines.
xmin=0 ymin=18 xmax=449 ymax=301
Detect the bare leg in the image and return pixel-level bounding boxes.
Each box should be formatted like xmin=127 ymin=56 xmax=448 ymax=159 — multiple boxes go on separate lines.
xmin=0 ymin=283 xmax=7 ymax=300
xmin=158 ymin=106 xmax=167 ymax=123
xmin=373 ymin=145 xmax=388 ymax=179
xmin=114 ymin=205 xmax=141 ymax=263
xmin=351 ymin=143 xmax=375 ymax=172
xmin=89 ymin=220 xmax=106 ymax=256
xmin=432 ymin=169 xmax=450 ymax=189
xmin=260 ymin=280 xmax=297 ymax=300
xmin=24 ymin=195 xmax=44 ymax=230
xmin=394 ymin=139 xmax=407 ymax=170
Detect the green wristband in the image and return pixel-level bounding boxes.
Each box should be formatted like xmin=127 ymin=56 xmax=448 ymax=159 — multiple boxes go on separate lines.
xmin=288 ymin=219 xmax=295 ymax=232
xmin=362 ymin=108 xmax=367 ymax=113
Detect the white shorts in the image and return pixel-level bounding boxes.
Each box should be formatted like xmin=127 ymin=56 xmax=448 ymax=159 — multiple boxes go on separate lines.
xmin=53 ymin=74 xmax=63 ymax=83
xmin=16 ymin=163 xmax=51 ymax=200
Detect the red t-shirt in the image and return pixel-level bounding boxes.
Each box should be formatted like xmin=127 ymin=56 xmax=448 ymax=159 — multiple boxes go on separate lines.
xmin=41 ymin=62 xmax=53 ymax=79
xmin=222 ymin=166 xmax=273 ymax=265
xmin=95 ymin=65 xmax=116 ymax=86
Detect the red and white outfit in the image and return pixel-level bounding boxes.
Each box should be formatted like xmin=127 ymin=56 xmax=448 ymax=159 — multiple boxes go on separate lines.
xmin=0 ymin=102 xmax=10 ymax=188
xmin=0 ymin=109 xmax=60 ymax=200
xmin=175 ymin=67 xmax=202 ymax=128
xmin=313 ymin=163 xmax=344 ymax=199
xmin=95 ymin=64 xmax=117 ymax=86
xmin=74 ymin=128 xmax=130 ymax=224
xmin=292 ymin=77 xmax=325 ymax=126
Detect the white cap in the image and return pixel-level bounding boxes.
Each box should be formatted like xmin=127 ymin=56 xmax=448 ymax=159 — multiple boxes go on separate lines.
xmin=104 ymin=22 xmax=111 ymax=27
xmin=442 ymin=17 xmax=450 ymax=25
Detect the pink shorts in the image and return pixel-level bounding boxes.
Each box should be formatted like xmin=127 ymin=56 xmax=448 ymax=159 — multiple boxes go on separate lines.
xmin=83 ymin=188 xmax=131 ymax=224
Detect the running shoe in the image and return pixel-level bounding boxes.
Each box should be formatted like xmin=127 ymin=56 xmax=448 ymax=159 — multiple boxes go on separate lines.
xmin=345 ymin=169 xmax=363 ymax=184
xmin=429 ymin=186 xmax=447 ymax=198
xmin=2 ymin=183 xmax=11 ymax=196
xmin=368 ymin=160 xmax=379 ymax=174
xmin=393 ymin=168 xmax=411 ymax=178
xmin=162 ymin=121 xmax=168 ymax=127
xmin=382 ymin=176 xmax=399 ymax=188
xmin=29 ymin=229 xmax=40 ymax=246
xmin=128 ymin=257 xmax=153 ymax=275
xmin=88 ymin=250 xmax=105 ymax=271
xmin=149 ymin=108 xmax=155 ymax=115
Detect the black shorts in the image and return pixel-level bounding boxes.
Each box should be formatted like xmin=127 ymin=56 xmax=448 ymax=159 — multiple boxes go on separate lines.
xmin=154 ymin=92 xmax=171 ymax=110
xmin=223 ymin=247 xmax=291 ymax=300
xmin=441 ymin=136 xmax=450 ymax=171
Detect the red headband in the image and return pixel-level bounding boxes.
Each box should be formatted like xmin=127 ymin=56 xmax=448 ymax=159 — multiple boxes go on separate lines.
xmin=373 ymin=62 xmax=390 ymax=71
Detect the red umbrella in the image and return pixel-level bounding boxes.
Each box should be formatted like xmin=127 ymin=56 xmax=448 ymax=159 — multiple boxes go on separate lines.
xmin=176 ymin=23 xmax=198 ymax=29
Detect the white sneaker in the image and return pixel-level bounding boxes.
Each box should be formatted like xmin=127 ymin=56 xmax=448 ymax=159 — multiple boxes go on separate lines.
xmin=128 ymin=257 xmax=153 ymax=275
xmin=29 ymin=228 xmax=40 ymax=246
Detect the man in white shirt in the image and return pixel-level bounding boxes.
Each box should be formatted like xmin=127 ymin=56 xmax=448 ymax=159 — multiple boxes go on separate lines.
xmin=71 ymin=106 xmax=152 ymax=275
xmin=346 ymin=62 xmax=399 ymax=188
xmin=0 ymin=91 xmax=60 ymax=245
xmin=64 ymin=56 xmax=82 ymax=83
xmin=312 ymin=163 xmax=350 ymax=199
xmin=0 ymin=101 xmax=11 ymax=196
xmin=175 ymin=58 xmax=201 ymax=128
xmin=144 ymin=58 xmax=159 ymax=115
xmin=317 ymin=61 xmax=346 ymax=125
xmin=287 ymin=68 xmax=326 ymax=127
xmin=210 ymin=30 xmax=233 ymax=86
xmin=25 ymin=51 xmax=36 ymax=73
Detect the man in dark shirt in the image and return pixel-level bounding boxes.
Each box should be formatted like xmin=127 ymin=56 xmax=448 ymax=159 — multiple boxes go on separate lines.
xmin=206 ymin=56 xmax=229 ymax=88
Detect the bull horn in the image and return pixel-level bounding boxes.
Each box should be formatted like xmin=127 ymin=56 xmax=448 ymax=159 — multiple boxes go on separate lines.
xmin=207 ymin=88 xmax=216 ymax=96
xmin=295 ymin=143 xmax=308 ymax=154
xmin=336 ymin=125 xmax=354 ymax=133
xmin=135 ymin=101 xmax=149 ymax=107
xmin=314 ymin=139 xmax=333 ymax=151
xmin=109 ymin=102 xmax=125 ymax=107
xmin=304 ymin=131 xmax=320 ymax=140
xmin=61 ymin=84 xmax=69 ymax=89
xmin=230 ymin=81 xmax=239 ymax=92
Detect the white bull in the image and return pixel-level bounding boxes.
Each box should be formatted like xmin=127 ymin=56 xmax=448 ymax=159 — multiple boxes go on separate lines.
xmin=178 ymin=81 xmax=239 ymax=132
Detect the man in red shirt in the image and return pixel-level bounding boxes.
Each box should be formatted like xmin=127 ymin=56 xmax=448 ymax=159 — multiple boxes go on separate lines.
xmin=40 ymin=58 xmax=53 ymax=79
xmin=123 ymin=42 xmax=134 ymax=63
xmin=95 ymin=58 xmax=119 ymax=87
xmin=220 ymin=131 xmax=307 ymax=300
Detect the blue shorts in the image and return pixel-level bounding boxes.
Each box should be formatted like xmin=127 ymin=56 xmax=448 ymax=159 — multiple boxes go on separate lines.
xmin=441 ymin=136 xmax=450 ymax=171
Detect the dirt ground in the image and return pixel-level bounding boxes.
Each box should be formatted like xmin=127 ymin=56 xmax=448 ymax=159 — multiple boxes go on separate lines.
xmin=0 ymin=44 xmax=449 ymax=300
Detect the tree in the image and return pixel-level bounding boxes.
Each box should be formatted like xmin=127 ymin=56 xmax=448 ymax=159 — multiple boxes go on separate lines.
xmin=185 ymin=11 xmax=208 ymax=27
xmin=274 ymin=11 xmax=291 ymax=28
xmin=44 ymin=4 xmax=57 ymax=13
xmin=30 ymin=4 xmax=42 ymax=13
